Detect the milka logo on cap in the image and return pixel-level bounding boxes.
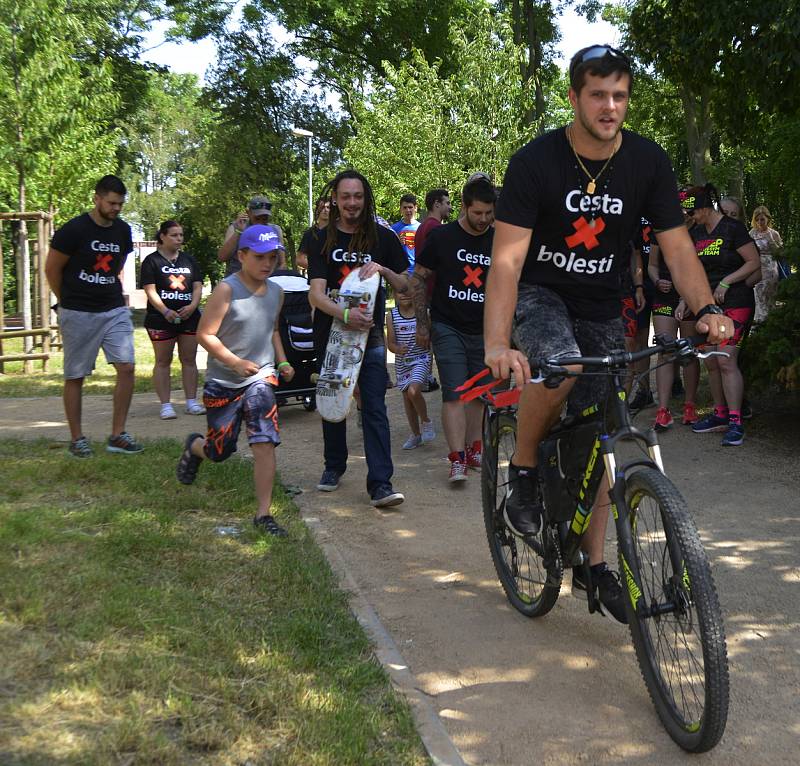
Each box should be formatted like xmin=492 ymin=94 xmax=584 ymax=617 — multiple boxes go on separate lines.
xmin=258 ymin=231 xmax=277 ymax=242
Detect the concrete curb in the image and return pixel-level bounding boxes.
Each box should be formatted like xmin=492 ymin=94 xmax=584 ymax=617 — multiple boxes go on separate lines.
xmin=301 ymin=510 xmax=467 ymax=766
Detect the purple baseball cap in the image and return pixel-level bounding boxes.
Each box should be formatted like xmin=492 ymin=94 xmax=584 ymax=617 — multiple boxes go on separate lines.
xmin=238 ymin=224 xmax=285 ymax=253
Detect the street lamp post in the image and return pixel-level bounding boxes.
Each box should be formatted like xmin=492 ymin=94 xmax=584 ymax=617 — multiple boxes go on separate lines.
xmin=292 ymin=127 xmax=314 ymax=227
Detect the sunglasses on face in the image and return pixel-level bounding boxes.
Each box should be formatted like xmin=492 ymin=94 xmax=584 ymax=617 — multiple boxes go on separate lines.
xmin=570 ymin=45 xmax=630 ymax=79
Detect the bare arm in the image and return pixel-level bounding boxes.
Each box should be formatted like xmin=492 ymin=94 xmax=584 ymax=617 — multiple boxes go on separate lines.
xmin=178 ymin=280 xmax=203 ymax=319
xmin=217 ymin=219 xmax=245 ymax=263
xmin=410 ymin=265 xmax=432 ymax=349
xmin=197 ymin=283 xmax=257 ymax=378
xmin=45 ymin=248 xmax=69 ymax=301
xmin=143 ymin=283 xmax=176 ymax=322
xmin=655 ymin=226 xmax=729 ymax=343
xmin=712 ymin=241 xmax=759 ymax=305
xmin=385 ymin=310 xmax=402 ymax=355
xmin=272 ymin=294 xmax=294 ymax=382
xmin=483 ymin=221 xmax=533 ymax=382
xmin=631 ymin=247 xmax=645 ymax=311
xmin=309 ymin=276 xmax=373 ymax=333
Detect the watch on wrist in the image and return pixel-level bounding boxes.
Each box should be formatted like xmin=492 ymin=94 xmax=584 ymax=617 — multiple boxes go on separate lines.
xmin=695 ymin=304 xmax=724 ymax=320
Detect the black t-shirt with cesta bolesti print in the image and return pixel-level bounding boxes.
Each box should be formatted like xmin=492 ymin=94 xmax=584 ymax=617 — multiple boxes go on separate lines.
xmin=306 ymin=224 xmax=409 ymax=353
xmin=139 ymin=250 xmax=203 ymax=330
xmin=50 ymin=212 xmax=133 ymax=312
xmin=415 ymin=220 xmax=494 ymax=335
xmin=496 ymin=128 xmax=685 ymax=320
xmin=688 ymin=215 xmax=755 ymax=309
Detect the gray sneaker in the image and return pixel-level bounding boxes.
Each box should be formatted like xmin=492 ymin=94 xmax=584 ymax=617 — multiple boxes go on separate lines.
xmin=68 ymin=436 xmax=93 ymax=458
xmin=106 ymin=432 xmax=144 ymax=454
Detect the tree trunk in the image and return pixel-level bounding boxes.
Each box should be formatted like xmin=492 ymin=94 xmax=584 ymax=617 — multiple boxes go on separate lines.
xmin=511 ymin=0 xmax=546 ymax=134
xmin=680 ymin=84 xmax=712 ymax=184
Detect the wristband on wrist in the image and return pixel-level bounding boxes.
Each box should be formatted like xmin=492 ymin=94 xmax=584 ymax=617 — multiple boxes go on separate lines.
xmin=719 ymin=281 xmax=730 ymax=289
xmin=634 ymin=284 xmax=644 ymax=290
xmin=277 ymin=361 xmax=290 ymax=369
xmin=343 ymin=307 xmax=350 ymax=325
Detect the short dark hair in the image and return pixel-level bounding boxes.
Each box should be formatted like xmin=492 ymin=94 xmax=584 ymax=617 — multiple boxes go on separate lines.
xmin=400 ymin=193 xmax=417 ymax=206
xmin=424 ymin=188 xmax=449 ymax=211
xmin=462 ymin=178 xmax=497 ymax=208
xmin=156 ymin=220 xmax=181 ymax=244
xmin=569 ymin=45 xmax=633 ymax=95
xmin=95 ymin=174 xmax=127 ymax=197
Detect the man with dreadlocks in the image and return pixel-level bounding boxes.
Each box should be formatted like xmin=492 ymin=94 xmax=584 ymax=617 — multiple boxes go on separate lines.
xmin=307 ymin=170 xmax=411 ymax=508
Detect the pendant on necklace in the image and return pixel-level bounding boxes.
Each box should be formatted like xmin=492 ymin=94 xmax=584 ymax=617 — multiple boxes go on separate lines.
xmin=586 ymin=180 xmax=596 ymax=194
xmin=589 ymin=219 xmax=597 ymax=229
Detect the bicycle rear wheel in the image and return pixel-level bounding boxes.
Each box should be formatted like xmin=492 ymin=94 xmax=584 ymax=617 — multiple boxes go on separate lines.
xmin=481 ymin=409 xmax=560 ymax=618
xmin=621 ymin=468 xmax=729 ymax=752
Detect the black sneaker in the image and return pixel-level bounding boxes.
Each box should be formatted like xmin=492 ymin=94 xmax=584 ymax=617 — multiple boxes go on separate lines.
xmin=176 ymin=432 xmax=204 ymax=485
xmin=106 ymin=431 xmax=144 ymax=454
xmin=629 ymin=388 xmax=655 ymax=413
xmin=371 ymin=486 xmax=405 ymax=508
xmin=253 ymin=514 xmax=288 ymax=537
xmin=317 ymin=470 xmax=341 ymax=492
xmin=572 ymin=563 xmax=628 ymax=624
xmin=425 ymin=377 xmax=440 ymax=393
xmin=503 ymin=464 xmax=543 ymax=536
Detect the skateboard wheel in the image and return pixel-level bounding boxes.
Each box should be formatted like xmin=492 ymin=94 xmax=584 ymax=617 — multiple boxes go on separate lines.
xmin=343 ymin=377 xmax=351 ymax=387
xmin=311 ymin=373 xmax=319 ymax=383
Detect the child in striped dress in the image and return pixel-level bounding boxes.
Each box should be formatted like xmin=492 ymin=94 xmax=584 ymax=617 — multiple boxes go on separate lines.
xmin=386 ymin=292 xmax=436 ymax=449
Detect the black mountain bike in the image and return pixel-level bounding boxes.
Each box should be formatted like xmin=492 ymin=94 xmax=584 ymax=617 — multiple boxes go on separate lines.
xmin=478 ymin=335 xmax=729 ymax=752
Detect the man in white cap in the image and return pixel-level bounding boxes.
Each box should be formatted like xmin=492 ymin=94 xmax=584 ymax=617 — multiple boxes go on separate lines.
xmin=218 ymin=195 xmax=284 ymax=276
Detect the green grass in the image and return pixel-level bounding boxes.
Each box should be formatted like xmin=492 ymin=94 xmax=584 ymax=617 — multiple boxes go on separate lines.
xmin=0 ymin=440 xmax=428 ymax=766
xmin=0 ymin=324 xmax=191 ymax=398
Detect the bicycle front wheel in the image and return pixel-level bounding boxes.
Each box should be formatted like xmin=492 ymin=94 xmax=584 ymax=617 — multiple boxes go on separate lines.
xmin=481 ymin=409 xmax=560 ymax=618
xmin=621 ymin=468 xmax=729 ymax=752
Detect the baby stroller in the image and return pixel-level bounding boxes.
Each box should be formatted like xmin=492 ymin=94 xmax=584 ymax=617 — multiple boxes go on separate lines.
xmin=269 ymin=269 xmax=317 ymax=411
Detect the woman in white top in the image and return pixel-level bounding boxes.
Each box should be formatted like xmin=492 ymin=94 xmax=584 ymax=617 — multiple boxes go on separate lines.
xmin=748 ymin=205 xmax=783 ymax=323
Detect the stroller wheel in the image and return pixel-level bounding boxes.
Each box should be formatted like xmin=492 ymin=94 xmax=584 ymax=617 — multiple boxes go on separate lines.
xmin=303 ymin=395 xmax=316 ymax=412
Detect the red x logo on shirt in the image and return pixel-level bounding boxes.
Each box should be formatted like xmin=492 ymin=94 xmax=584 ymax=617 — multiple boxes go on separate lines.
xmin=463 ymin=265 xmax=483 ymax=288
xmin=565 ymin=216 xmax=606 ymax=251
xmin=338 ymin=264 xmax=353 ymax=284
xmin=169 ymin=274 xmax=186 ymax=290
xmin=93 ymin=254 xmax=113 ymax=272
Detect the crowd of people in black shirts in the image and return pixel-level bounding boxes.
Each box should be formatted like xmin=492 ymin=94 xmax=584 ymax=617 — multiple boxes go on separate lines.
xmin=46 ymin=45 xmax=787 ymax=584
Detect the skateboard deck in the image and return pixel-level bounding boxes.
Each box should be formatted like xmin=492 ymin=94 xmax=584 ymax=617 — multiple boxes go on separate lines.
xmin=315 ymin=270 xmax=381 ymax=422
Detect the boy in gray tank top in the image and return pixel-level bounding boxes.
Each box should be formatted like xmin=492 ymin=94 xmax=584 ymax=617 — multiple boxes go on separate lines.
xmin=176 ymin=225 xmax=294 ymax=537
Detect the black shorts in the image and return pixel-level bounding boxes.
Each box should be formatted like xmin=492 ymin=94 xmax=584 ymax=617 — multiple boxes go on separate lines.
xmin=512 ymin=284 xmax=625 ymax=416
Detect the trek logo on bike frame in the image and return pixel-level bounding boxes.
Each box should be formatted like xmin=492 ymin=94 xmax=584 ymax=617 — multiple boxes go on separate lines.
xmin=571 ymin=436 xmax=601 ymax=535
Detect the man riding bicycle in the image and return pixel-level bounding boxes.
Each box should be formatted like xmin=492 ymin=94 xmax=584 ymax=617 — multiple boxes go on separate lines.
xmin=484 ymin=45 xmax=731 ymax=622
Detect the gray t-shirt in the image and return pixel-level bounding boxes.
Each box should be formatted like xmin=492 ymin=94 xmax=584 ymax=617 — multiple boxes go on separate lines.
xmin=205 ymin=274 xmax=283 ymax=387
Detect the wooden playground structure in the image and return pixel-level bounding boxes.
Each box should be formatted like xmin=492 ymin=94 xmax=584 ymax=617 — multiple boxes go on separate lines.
xmin=0 ymin=211 xmax=55 ymax=374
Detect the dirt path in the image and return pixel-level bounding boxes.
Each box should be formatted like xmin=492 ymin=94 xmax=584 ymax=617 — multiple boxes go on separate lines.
xmin=1 ymin=384 xmax=798 ymax=765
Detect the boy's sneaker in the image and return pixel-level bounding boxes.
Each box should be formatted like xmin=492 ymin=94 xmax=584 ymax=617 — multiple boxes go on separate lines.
xmin=185 ymin=400 xmax=206 ymax=415
xmin=572 ymin=563 xmax=628 ymax=624
xmin=629 ymin=387 xmax=655 ymax=413
xmin=692 ymin=412 xmax=729 ymax=433
xmin=176 ymin=432 xmax=204 ymax=484
xmin=448 ymin=453 xmax=468 ymax=483
xmin=68 ymin=436 xmax=93 ymax=459
xmin=682 ymin=402 xmax=698 ymax=425
xmin=421 ymin=420 xmax=436 ymax=443
xmin=160 ymin=403 xmax=177 ymax=420
xmin=106 ymin=432 xmax=144 ymax=454
xmin=721 ymin=423 xmax=744 ymax=447
xmin=466 ymin=445 xmax=482 ymax=470
xmin=654 ymin=407 xmax=673 ymax=431
xmin=253 ymin=514 xmax=288 ymax=537
xmin=371 ymin=486 xmax=405 ymax=508
xmin=503 ymin=464 xmax=543 ymax=536
xmin=317 ymin=470 xmax=341 ymax=492
xmin=402 ymin=434 xmax=422 ymax=450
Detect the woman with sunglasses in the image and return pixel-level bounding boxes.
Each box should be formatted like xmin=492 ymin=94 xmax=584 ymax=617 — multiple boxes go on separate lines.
xmin=676 ymin=185 xmax=759 ymax=445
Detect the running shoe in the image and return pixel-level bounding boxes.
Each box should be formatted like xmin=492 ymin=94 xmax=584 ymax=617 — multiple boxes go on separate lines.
xmin=721 ymin=423 xmax=744 ymax=447
xmin=176 ymin=432 xmax=204 ymax=484
xmin=371 ymin=486 xmax=405 ymax=508
xmin=253 ymin=514 xmax=288 ymax=537
xmin=185 ymin=400 xmax=206 ymax=415
xmin=503 ymin=463 xmax=543 ymax=536
xmin=402 ymin=434 xmax=422 ymax=450
xmin=68 ymin=436 xmax=93 ymax=459
xmin=317 ymin=470 xmax=341 ymax=492
xmin=466 ymin=445 xmax=482 ymax=470
xmin=448 ymin=453 xmax=468 ymax=483
xmin=682 ymin=402 xmax=698 ymax=425
xmin=692 ymin=412 xmax=729 ymax=433
xmin=654 ymin=407 xmax=673 ymax=431
xmin=106 ymin=432 xmax=144 ymax=454
xmin=160 ymin=403 xmax=177 ymax=419
xmin=629 ymin=387 xmax=655 ymax=413
xmin=572 ymin=563 xmax=628 ymax=624
xmin=421 ymin=420 xmax=436 ymax=444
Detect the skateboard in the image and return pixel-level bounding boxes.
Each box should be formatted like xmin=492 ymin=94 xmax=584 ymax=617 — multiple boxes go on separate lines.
xmin=315 ymin=270 xmax=380 ymax=422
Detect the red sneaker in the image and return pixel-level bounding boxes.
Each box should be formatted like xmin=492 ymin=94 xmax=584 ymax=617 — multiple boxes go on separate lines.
xmin=682 ymin=402 xmax=698 ymax=425
xmin=654 ymin=407 xmax=674 ymax=431
xmin=466 ymin=441 xmax=482 ymax=470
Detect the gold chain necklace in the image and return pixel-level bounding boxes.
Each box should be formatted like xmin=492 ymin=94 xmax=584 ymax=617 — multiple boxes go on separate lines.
xmin=566 ymin=125 xmax=619 ymax=195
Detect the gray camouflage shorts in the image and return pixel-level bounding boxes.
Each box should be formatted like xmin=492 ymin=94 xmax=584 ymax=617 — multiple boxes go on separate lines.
xmin=512 ymin=283 xmax=625 ymax=416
